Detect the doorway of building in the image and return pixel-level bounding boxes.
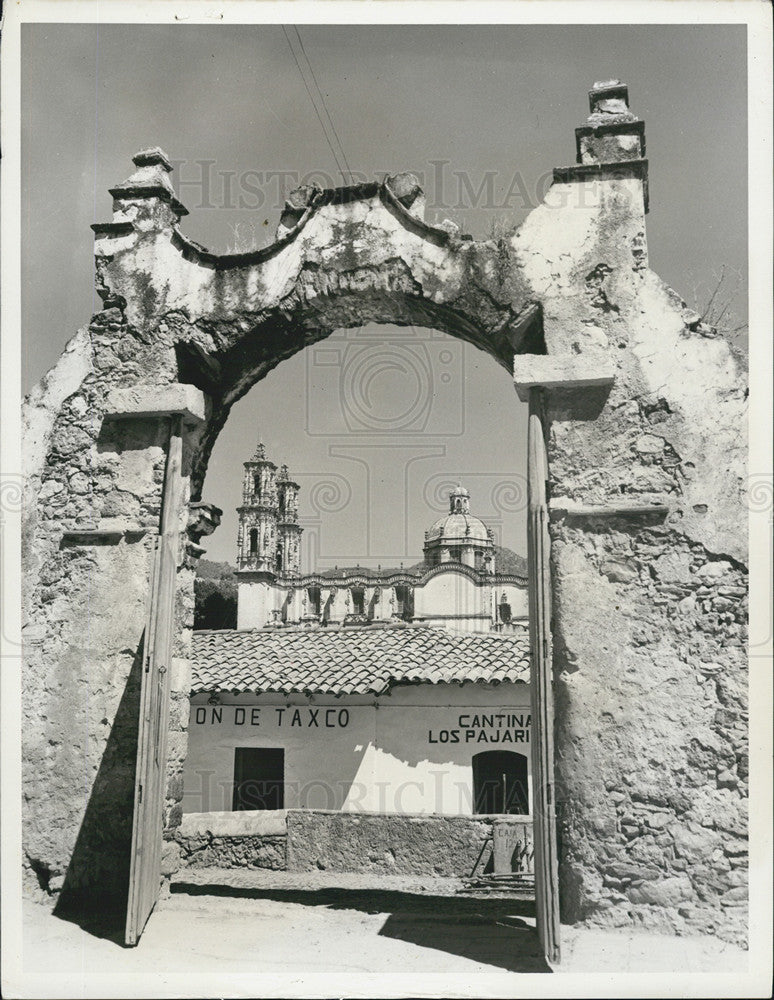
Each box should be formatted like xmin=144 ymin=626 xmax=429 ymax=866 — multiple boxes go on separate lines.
xmin=472 ymin=750 xmax=528 ymax=815
xmin=232 ymin=747 xmax=285 ymax=810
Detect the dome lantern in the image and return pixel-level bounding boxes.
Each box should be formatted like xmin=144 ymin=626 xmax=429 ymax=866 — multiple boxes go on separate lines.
xmin=449 ymin=483 xmax=470 ymax=514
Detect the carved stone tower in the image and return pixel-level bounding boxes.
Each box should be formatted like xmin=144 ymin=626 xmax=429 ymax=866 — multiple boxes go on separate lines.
xmin=276 ymin=464 xmax=302 ymax=577
xmin=236 ymin=444 xmax=303 ymax=581
xmin=236 ymin=442 xmax=279 ymax=576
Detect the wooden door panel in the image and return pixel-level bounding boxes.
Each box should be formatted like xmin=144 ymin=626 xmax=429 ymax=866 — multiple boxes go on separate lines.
xmin=125 ymin=419 xmax=182 ymax=946
xmin=527 ymin=390 xmax=561 ymax=965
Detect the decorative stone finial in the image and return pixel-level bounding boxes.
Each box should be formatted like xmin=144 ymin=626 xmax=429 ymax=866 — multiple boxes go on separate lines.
xmin=588 ymin=80 xmax=632 ymax=119
xmin=109 ymin=147 xmax=188 ymax=220
xmin=555 ymin=80 xmax=648 ymax=211
xmin=132 ymin=147 xmax=173 ymax=172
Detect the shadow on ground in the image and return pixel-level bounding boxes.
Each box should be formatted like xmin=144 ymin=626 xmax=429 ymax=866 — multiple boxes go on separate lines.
xmin=170 ymin=882 xmax=534 ymax=916
xmin=51 ymin=894 xmax=128 ymax=947
xmin=380 ymin=912 xmax=549 ymax=973
xmin=169 ymin=884 xmax=550 ymax=973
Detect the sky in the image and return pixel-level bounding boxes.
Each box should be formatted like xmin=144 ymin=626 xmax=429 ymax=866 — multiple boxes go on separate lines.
xmin=21 ymin=23 xmax=748 ymax=568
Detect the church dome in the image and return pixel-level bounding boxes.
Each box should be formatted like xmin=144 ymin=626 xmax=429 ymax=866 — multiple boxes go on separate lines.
xmin=426 ymin=512 xmax=491 ymax=544
xmin=423 ymin=484 xmax=495 ymax=569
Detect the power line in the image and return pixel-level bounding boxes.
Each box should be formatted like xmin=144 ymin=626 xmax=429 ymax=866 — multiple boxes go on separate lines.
xmin=292 ymin=27 xmax=353 ymax=183
xmin=281 ymin=25 xmax=347 ymax=183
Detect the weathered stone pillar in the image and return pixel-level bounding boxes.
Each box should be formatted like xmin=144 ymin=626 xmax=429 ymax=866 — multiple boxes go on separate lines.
xmin=22 ymin=376 xmax=209 ymax=901
xmin=513 ymin=81 xmax=748 ymax=945
xmin=21 ymin=151 xmax=209 ymax=903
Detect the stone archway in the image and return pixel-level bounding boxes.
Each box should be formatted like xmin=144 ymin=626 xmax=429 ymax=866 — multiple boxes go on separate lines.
xmin=22 ymin=81 xmax=748 ymax=955
xmin=91 ymin=155 xmax=543 ymax=496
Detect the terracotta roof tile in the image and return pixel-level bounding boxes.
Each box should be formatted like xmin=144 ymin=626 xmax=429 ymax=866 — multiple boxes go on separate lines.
xmin=191 ymin=624 xmax=530 ymax=696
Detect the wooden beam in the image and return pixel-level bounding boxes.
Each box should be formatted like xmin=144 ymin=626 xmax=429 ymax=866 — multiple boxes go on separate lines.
xmin=527 ymin=388 xmax=561 ymax=965
xmin=125 ymin=415 xmax=183 ymax=946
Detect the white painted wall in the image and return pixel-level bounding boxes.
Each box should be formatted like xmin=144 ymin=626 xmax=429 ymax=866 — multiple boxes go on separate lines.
xmin=412 ymin=571 xmax=528 ymax=631
xmin=237 ymin=579 xmax=276 ymax=629
xmin=413 ymin=570 xmax=486 ymax=622
xmin=183 ymin=681 xmax=531 ymax=816
xmin=238 ymin=571 xmax=528 ymax=630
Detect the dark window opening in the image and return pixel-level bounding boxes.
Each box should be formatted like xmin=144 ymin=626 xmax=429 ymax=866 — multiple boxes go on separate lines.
xmin=449 ymin=546 xmax=462 ymax=562
xmin=351 ymin=587 xmax=365 ymax=615
xmin=472 ymin=750 xmax=528 ymax=815
xmin=308 ymin=586 xmax=321 ymax=616
xmin=394 ymin=585 xmax=413 ymax=620
xmin=232 ymin=747 xmax=284 ymax=811
xmin=499 ymin=601 xmax=512 ymax=624
xmin=253 ymin=474 xmax=261 ymax=496
xmin=249 ymin=528 xmax=259 ymax=554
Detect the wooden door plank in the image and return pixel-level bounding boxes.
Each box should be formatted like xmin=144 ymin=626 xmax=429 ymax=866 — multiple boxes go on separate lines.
xmin=125 ymin=416 xmax=183 ymax=946
xmin=527 ymin=388 xmax=561 ymax=965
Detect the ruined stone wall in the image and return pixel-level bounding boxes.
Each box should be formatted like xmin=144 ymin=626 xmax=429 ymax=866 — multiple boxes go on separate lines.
xmin=177 ymin=831 xmax=286 ymax=872
xmin=21 ymin=85 xmax=747 ymax=945
xmin=175 ymin=811 xmax=532 ymax=877
xmin=513 ymin=174 xmax=747 ymax=945
xmin=21 ymin=322 xmax=205 ymax=900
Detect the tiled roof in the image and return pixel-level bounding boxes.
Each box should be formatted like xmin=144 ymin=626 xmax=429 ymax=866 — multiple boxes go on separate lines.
xmin=191 ymin=624 xmax=530 ymax=696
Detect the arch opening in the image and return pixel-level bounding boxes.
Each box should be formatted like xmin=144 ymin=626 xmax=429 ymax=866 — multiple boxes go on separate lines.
xmin=193 ymin=321 xmax=530 ymax=576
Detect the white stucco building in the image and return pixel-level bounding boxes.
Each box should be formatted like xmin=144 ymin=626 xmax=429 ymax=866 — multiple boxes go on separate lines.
xmin=184 ymin=626 xmax=531 ymax=818
xmin=183 ymin=444 xmax=533 ymax=879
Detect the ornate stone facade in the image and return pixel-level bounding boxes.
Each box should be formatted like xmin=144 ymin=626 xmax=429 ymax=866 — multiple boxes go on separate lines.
xmin=234 ymin=458 xmax=526 ymax=632
xmin=236 ymin=443 xmax=302 ymax=577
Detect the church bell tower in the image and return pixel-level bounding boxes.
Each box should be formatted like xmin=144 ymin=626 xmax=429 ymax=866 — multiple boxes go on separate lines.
xmin=276 ymin=464 xmax=302 ymax=577
xmin=236 ymin=442 xmax=303 ymax=581
xmin=237 ymin=442 xmax=278 ymax=577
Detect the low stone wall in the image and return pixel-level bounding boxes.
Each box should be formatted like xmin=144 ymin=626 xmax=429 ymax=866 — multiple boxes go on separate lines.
xmin=175 ymin=810 xmax=287 ymax=871
xmin=178 ymin=833 xmax=286 ymax=871
xmin=286 ymin=810 xmax=530 ymax=878
xmin=174 ymin=809 xmax=535 ymax=878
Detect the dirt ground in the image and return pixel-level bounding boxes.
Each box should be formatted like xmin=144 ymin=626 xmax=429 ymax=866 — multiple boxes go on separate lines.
xmin=7 ymin=882 xmax=754 ymax=998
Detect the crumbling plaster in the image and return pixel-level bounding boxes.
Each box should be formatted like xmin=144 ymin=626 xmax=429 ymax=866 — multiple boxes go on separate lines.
xmin=21 ymin=84 xmax=747 ymax=945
